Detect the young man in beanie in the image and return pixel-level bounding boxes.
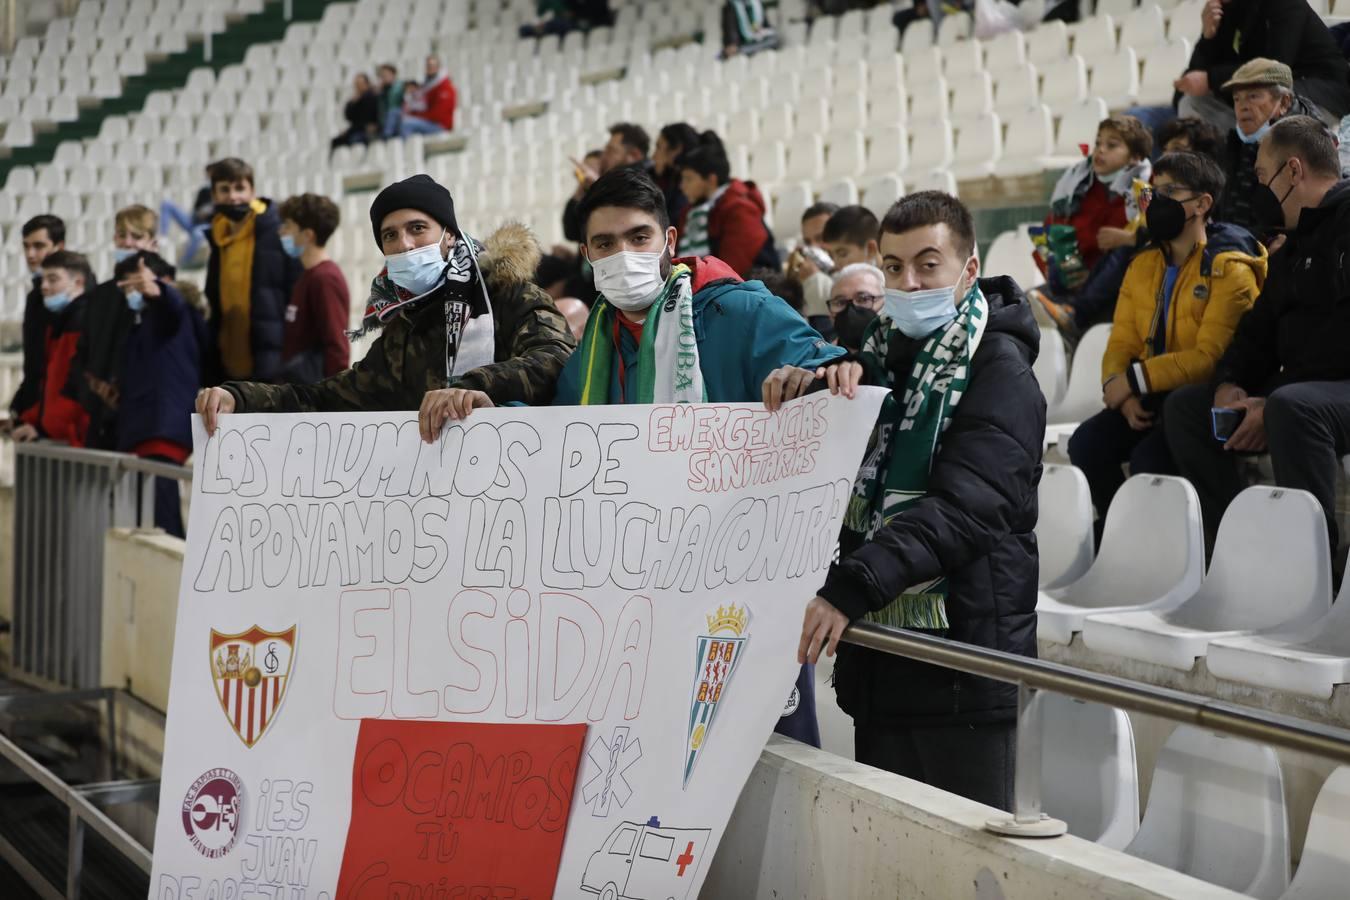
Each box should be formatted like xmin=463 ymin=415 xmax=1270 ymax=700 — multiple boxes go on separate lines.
xmin=197 ymin=174 xmax=574 ymax=432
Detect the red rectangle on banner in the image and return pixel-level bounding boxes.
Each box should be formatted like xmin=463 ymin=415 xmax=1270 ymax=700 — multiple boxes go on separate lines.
xmin=336 ymin=719 xmax=586 ymax=900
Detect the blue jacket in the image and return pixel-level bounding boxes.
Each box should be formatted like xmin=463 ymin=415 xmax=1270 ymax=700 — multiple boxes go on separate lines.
xmin=117 ymin=282 xmax=205 ymax=453
xmin=554 ymin=256 xmax=843 ymax=405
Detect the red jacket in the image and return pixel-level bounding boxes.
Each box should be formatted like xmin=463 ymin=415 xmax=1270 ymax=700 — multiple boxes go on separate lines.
xmin=407 ymin=74 xmax=456 ymax=130
xmin=678 ymin=179 xmax=774 ymax=278
xmin=1045 ymin=179 xmax=1128 ymax=272
xmin=20 ymin=301 xmax=89 ymax=446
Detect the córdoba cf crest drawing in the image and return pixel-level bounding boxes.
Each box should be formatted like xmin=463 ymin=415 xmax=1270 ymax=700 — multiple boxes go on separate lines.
xmin=684 ymin=604 xmax=750 ymax=787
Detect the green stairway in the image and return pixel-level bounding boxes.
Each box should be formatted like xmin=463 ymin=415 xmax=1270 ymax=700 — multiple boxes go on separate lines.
xmin=0 ymin=0 xmax=337 ymax=182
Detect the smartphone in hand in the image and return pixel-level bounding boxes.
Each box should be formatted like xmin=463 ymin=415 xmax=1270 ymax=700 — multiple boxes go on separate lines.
xmin=1211 ymin=407 xmax=1246 ymax=442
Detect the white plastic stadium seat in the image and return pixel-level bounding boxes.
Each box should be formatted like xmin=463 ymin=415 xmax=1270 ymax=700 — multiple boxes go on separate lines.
xmin=948 ymin=70 xmax=994 ymax=123
xmin=983 ymin=30 xmax=1027 ymax=75
xmin=1207 ymin=567 xmax=1350 ymax=699
xmin=1037 ymin=693 xmax=1139 ymax=849
xmin=936 ymin=11 xmax=971 ymax=46
xmin=1050 ymin=97 xmax=1111 ymax=167
xmin=1283 ymin=767 xmax=1350 ymax=899
xmin=1138 ymin=40 xmax=1193 ymax=107
xmin=1045 ymin=322 xmax=1112 ymax=441
xmin=1125 ymin=726 xmax=1289 ymax=899
xmin=983 ymin=225 xmax=1044 ymax=294
xmin=786 ymin=137 xmax=826 ymax=181
xmin=1120 ymin=4 xmax=1169 ymax=54
xmin=1082 ymin=486 xmax=1333 ymax=669
xmin=862 ymin=174 xmax=905 ymax=218
xmin=901 ymin=19 xmax=934 ymax=56
xmin=1037 ymin=475 xmax=1205 ymax=645
xmin=825 ymin=132 xmax=865 ymax=181
xmin=903 ymin=120 xmax=954 ymax=177
xmin=772 ymin=182 xmax=813 ymax=244
xmin=951 ymin=113 xmax=1002 ymax=180
xmin=1072 ymin=14 xmax=1118 ymax=59
xmin=1090 ymin=47 xmax=1140 ymax=109
xmin=994 ymin=105 xmax=1055 ymax=177
xmin=819 ymin=179 xmax=859 ymax=207
xmin=863 ymin=125 xmax=909 ymax=179
xmin=1034 ymin=464 xmax=1092 ymax=589
xmin=994 ymin=65 xmax=1040 ymax=117
xmin=1027 ymin=20 xmax=1070 ymax=67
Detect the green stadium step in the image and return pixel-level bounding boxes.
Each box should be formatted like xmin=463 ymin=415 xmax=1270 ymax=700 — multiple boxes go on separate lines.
xmin=0 ymin=0 xmax=335 ymax=183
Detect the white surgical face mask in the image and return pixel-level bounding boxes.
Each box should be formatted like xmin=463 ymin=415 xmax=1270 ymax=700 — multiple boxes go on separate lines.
xmin=1237 ymin=118 xmax=1275 ymax=145
xmin=882 ymin=261 xmax=972 ymax=339
xmin=384 ymin=229 xmax=448 ymax=296
xmin=591 ymin=248 xmax=667 ymax=312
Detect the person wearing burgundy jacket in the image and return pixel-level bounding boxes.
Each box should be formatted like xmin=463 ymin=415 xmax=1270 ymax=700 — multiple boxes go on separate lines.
xmin=277 ymin=194 xmax=351 ymax=384
xmin=676 ymin=131 xmax=780 ymax=277
xmin=398 ymin=56 xmax=457 ymax=138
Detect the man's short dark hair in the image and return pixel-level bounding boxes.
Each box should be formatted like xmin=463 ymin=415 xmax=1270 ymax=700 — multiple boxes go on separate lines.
xmin=1267 ymin=115 xmax=1341 ymax=178
xmin=658 ymin=122 xmax=700 ymax=154
xmin=803 ymin=202 xmax=840 ymax=223
xmin=208 ymin=157 xmax=254 ymax=188
xmin=279 ymin=193 xmax=341 ymax=246
xmin=1158 ymin=116 xmax=1223 ymax=161
xmin=880 ymin=191 xmax=977 ymax=258
xmin=378 ymin=63 xmax=397 ymax=76
xmin=113 ymin=249 xmax=176 ymax=282
xmin=41 ymin=249 xmax=95 ymax=291
xmin=822 ymin=205 xmax=880 ymax=247
xmin=754 ymin=269 xmax=805 ymax=314
xmin=678 ymin=132 xmax=731 ymax=184
xmin=609 ymin=122 xmax=650 ymax=158
xmin=577 ymin=166 xmax=670 ymax=239
xmin=22 ymin=214 xmax=65 ymax=244
xmin=1153 ymin=151 xmax=1227 ymax=210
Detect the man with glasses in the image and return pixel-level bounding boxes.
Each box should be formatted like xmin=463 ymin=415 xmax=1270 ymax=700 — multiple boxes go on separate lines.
xmin=1069 ymin=151 xmax=1266 ymax=533
xmin=826 ymin=263 xmax=886 ymax=352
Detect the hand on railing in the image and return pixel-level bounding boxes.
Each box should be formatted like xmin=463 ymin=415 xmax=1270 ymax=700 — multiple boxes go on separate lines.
xmin=11 ymin=423 xmax=37 ymax=443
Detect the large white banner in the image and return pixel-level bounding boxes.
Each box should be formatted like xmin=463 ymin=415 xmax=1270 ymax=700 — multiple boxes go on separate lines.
xmin=150 ymin=390 xmax=884 ymax=900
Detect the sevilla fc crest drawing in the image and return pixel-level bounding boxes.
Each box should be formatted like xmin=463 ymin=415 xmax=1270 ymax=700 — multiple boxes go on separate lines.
xmin=684 ymin=604 xmax=750 ymax=787
xmin=210 ymin=625 xmax=296 ymax=748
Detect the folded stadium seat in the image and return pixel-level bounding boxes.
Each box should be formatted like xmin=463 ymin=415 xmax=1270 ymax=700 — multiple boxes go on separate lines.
xmin=1035 ymin=464 xmax=1092 ymax=588
xmin=118 ymin=49 xmax=147 ymax=78
xmin=19 ymin=96 xmax=51 ymax=125
xmin=901 ymin=18 xmax=935 ymax=56
xmin=1048 ymin=97 xmax=1111 ymax=168
xmin=866 ymin=30 xmax=900 ymax=62
xmin=801 ymin=72 xmax=835 ymax=104
xmin=143 ymin=91 xmax=174 ymax=117
xmin=761 ymin=107 xmax=796 ymax=146
xmin=1071 ymin=14 xmax=1119 ymax=59
xmin=902 ymin=119 xmax=953 ymax=179
xmin=1082 ymin=486 xmax=1333 ymax=669
xmin=1044 ymin=321 xmax=1111 ymax=443
xmin=942 ymin=36 xmax=984 ymax=80
xmin=15 ymin=191 xmax=49 ymax=223
xmin=819 ymin=178 xmax=860 ymax=207
xmin=82 ymin=139 xmax=112 ymax=167
xmin=808 ymin=18 xmax=837 ymax=52
xmin=747 ymin=51 xmax=779 ymax=80
xmin=726 ymin=111 xmax=761 ymax=149
xmin=0 ymin=97 xmax=15 ymax=125
xmin=825 ymin=131 xmax=866 ymax=182
xmin=51 ymin=141 xmax=82 ymax=168
xmin=1039 ymin=55 xmax=1090 ymax=114
xmin=993 ymin=105 xmax=1056 ymax=177
xmin=1137 ymin=39 xmax=1194 ymax=106
xmin=984 ymin=30 xmax=1028 ymax=76
xmin=948 ymin=70 xmax=994 ymax=124
xmin=994 ymin=65 xmax=1040 ymax=119
xmin=4 ymin=122 xmax=35 ymax=152
xmin=907 ymin=75 xmax=951 ymax=123
xmin=984 ymin=223 xmax=1048 ymax=295
xmin=796 ymin=97 xmax=832 ymax=137
xmin=1207 ymin=568 xmax=1350 ymax=699
xmin=836 ymin=8 xmax=867 ymax=42
xmin=1035 ymin=693 xmax=1140 ymax=849
xmin=861 ymin=174 xmax=905 ymax=218
xmin=912 ymin=168 xmax=959 ymax=196
xmin=951 ymin=112 xmax=1002 ymax=180
xmin=936 ymin=10 xmax=972 ymax=46
xmin=34 ymin=56 xmax=62 ymax=83
xmin=864 ymin=124 xmax=918 ymax=178
xmin=771 ymin=182 xmax=814 ymax=247
xmin=1036 ymin=474 xmax=1205 ymax=645
xmin=1120 ymin=3 xmax=1170 ymax=55
xmin=36 ymin=164 xmax=65 ymax=194
xmin=1281 ymin=767 xmax=1350 ymax=899
xmin=51 ymin=193 xmax=81 ymax=223
xmin=767 ymin=75 xmax=801 ymax=108
xmin=1090 ymin=47 xmax=1141 ymax=109
xmin=749 ymin=140 xmax=788 ymax=187
xmin=4 ymin=74 xmax=34 ymax=100
xmin=1125 ymin=726 xmax=1290 ymax=899
xmin=869 ymin=56 xmax=906 ymax=102
xmin=835 ymin=59 xmax=868 ymax=95
xmin=786 ymin=136 xmax=826 ymax=182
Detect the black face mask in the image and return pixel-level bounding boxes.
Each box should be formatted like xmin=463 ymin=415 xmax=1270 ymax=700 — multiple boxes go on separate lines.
xmin=1145 ymin=193 xmax=1192 ymax=243
xmin=833 ymin=304 xmax=877 ymax=352
xmin=1250 ymin=159 xmax=1295 ymax=232
xmin=215 ymin=202 xmax=251 ymax=222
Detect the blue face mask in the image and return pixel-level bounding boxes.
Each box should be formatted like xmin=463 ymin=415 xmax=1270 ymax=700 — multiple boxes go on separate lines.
xmin=882 ymin=262 xmax=972 ymax=339
xmin=1237 ymin=119 xmax=1275 ymax=145
xmin=384 ymin=230 xmax=448 ymax=296
xmin=125 ymin=290 xmax=145 ymax=312
xmin=113 ymin=247 xmax=137 ymax=264
xmin=280 ymin=234 xmax=304 ymax=259
xmin=44 ymin=292 xmax=73 ymax=313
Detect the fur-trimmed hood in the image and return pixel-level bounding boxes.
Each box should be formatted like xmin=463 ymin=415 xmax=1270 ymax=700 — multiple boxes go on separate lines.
xmin=476 ymin=221 xmax=541 ymax=290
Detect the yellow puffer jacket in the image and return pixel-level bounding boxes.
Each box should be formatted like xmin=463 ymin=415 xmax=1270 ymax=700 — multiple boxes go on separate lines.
xmin=1102 ymin=222 xmax=1267 ymax=395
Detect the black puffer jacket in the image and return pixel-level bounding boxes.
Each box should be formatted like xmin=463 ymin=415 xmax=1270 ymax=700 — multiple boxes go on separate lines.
xmin=820 ymin=275 xmax=1045 ymax=724
xmin=204 ymin=198 xmax=300 ymax=383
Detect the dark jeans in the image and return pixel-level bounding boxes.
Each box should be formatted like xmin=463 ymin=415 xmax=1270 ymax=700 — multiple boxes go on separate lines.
xmin=1068 ymin=404 xmax=1176 ymax=520
xmin=855 ymin=718 xmax=1015 ymax=811
xmin=1165 ymin=381 xmax=1350 ymax=551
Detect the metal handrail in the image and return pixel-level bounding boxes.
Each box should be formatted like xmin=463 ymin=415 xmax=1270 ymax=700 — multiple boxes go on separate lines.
xmin=14 ymin=441 xmax=193 ymax=482
xmin=843 ymin=622 xmax=1350 ymax=765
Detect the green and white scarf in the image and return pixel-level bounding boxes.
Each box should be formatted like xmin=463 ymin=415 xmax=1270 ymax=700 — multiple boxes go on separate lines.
xmin=841 ymin=284 xmax=989 ymax=629
xmin=680 ymin=185 xmax=727 ymax=259
xmin=576 ymin=264 xmax=706 ymax=405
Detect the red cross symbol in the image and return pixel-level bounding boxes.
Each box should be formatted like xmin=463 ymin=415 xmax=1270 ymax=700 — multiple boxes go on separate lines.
xmin=675 ymin=841 xmax=696 ymax=876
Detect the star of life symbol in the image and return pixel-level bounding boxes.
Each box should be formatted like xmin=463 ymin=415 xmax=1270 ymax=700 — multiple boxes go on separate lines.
xmin=581 ymin=725 xmax=643 ymax=817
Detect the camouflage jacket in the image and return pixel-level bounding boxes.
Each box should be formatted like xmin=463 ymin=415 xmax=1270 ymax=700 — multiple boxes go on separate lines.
xmin=222 ymin=223 xmax=575 ymax=412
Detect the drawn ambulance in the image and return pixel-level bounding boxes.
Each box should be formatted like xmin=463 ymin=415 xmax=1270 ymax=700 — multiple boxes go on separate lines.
xmin=580 ymin=816 xmax=712 ymax=900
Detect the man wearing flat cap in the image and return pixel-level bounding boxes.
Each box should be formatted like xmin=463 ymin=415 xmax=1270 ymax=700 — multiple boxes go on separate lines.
xmin=1208 ymin=59 xmax=1327 ymax=231
xmin=197 ymin=174 xmax=575 ymax=439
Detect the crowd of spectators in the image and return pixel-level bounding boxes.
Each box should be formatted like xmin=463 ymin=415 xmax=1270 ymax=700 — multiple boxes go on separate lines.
xmin=330 ymin=56 xmax=457 ymax=150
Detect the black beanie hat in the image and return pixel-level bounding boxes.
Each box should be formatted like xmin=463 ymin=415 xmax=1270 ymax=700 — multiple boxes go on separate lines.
xmin=369 ymin=174 xmax=458 ymax=247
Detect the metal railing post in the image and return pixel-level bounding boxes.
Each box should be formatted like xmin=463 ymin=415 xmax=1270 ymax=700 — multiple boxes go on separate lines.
xmin=66 ymin=809 xmax=85 ymax=900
